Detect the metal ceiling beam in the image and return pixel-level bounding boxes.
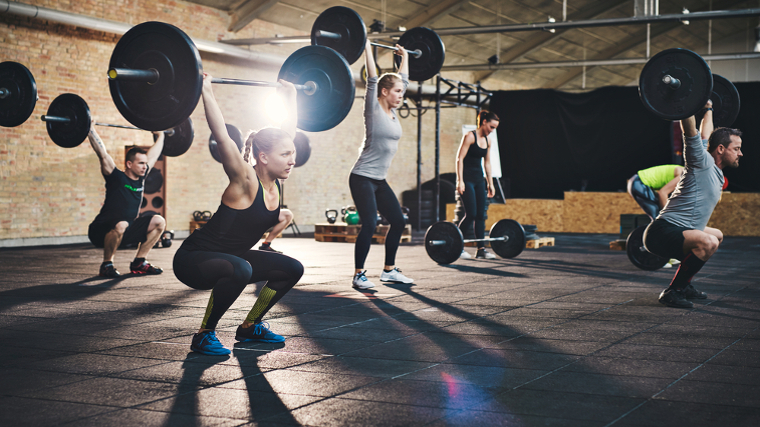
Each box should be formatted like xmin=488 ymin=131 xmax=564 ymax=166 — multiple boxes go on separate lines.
xmin=474 ymin=0 xmax=629 ymax=82
xmin=442 ymin=52 xmax=760 ymax=71
xmin=221 ymin=7 xmax=760 ymax=44
xmin=229 ymin=0 xmax=279 ymax=33
xmin=543 ymin=0 xmax=751 ymax=89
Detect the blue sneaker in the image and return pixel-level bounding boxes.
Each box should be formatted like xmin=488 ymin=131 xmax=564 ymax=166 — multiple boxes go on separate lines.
xmin=191 ymin=331 xmax=231 ymax=355
xmin=235 ymin=322 xmax=285 ymax=343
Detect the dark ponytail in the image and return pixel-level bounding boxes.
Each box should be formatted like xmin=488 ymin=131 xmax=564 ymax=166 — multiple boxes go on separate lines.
xmin=477 ymin=110 xmax=500 ymax=127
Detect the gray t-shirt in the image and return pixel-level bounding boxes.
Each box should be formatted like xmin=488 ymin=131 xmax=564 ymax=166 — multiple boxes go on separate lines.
xmin=350 ymin=73 xmax=409 ymax=180
xmin=657 ymin=134 xmax=724 ymax=230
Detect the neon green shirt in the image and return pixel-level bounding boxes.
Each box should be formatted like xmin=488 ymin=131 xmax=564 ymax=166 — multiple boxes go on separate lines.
xmin=637 ymin=164 xmax=680 ymax=190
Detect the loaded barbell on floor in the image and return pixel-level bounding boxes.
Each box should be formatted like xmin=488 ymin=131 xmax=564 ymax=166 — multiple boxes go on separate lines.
xmin=107 ymin=21 xmax=355 ymax=133
xmin=310 ymin=6 xmax=445 ymax=82
xmin=424 ymin=220 xmax=526 ymax=265
xmin=41 ymin=93 xmax=194 ymax=157
xmin=0 ymin=61 xmax=38 ymax=128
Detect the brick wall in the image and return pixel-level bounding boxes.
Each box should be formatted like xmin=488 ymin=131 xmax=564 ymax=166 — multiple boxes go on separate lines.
xmin=0 ymin=0 xmax=508 ymax=243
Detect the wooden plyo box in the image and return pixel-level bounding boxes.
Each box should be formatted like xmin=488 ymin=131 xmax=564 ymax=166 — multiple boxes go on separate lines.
xmin=314 ymin=223 xmax=412 ymax=244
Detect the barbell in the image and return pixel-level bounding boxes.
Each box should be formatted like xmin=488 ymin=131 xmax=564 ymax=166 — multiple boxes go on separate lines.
xmin=424 ymin=220 xmax=526 ymax=264
xmin=107 ymin=21 xmax=355 ymax=133
xmin=626 ymin=225 xmax=669 ymax=271
xmin=0 ymin=61 xmax=38 ymax=128
xmin=310 ymin=6 xmax=445 ymax=82
xmin=639 ymin=48 xmax=740 ymax=125
xmin=41 ymin=93 xmax=194 ymax=157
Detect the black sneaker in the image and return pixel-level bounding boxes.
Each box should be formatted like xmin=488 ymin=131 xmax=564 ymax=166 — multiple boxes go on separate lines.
xmin=99 ymin=263 xmax=121 ymax=278
xmin=259 ymin=243 xmax=282 ymax=253
xmin=130 ymin=261 xmax=163 ymax=275
xmin=658 ymin=288 xmax=694 ymax=308
xmin=683 ymin=283 xmax=707 ymax=299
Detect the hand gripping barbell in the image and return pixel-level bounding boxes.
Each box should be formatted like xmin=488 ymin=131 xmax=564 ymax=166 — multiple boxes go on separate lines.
xmin=107 ymin=21 xmax=355 ymax=133
xmin=0 ymin=61 xmax=38 ymax=128
xmin=424 ymin=220 xmax=526 ymax=265
xmin=41 ymin=93 xmax=194 ymax=157
xmin=310 ymin=6 xmax=446 ymax=82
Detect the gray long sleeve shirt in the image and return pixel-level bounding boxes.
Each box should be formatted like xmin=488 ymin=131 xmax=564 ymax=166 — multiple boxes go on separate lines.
xmin=350 ymin=73 xmax=409 ymax=180
xmin=657 ymin=134 xmax=724 ymax=231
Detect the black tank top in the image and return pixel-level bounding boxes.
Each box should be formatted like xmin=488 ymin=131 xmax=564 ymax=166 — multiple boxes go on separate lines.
xmin=180 ymin=180 xmax=281 ymax=256
xmin=463 ymin=130 xmax=488 ymax=182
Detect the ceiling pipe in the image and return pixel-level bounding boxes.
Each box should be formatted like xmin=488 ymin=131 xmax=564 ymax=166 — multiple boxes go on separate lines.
xmin=222 ymin=8 xmax=760 ymax=45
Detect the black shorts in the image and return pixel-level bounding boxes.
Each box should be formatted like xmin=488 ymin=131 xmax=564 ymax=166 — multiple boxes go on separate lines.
xmin=643 ymin=218 xmax=689 ymax=261
xmin=88 ymin=213 xmax=156 ymax=248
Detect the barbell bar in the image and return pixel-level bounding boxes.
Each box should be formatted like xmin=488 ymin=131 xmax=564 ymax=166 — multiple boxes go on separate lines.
xmin=107 ymin=21 xmax=355 ymax=133
xmin=313 ymin=29 xmax=423 ymax=58
xmin=0 ymin=61 xmax=38 ymax=128
xmin=428 ymin=235 xmax=509 ymax=246
xmin=41 ymin=114 xmax=178 ymax=137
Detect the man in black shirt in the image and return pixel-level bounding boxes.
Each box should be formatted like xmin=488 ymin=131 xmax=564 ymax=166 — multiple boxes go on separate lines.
xmin=87 ymin=118 xmax=166 ymax=277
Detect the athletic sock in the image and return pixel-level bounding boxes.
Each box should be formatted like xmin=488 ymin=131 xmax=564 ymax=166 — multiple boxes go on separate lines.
xmin=245 ymin=286 xmax=284 ymax=324
xmin=666 ymin=252 xmax=706 ymax=291
xmin=131 ymin=257 xmax=146 ymax=268
xmin=383 ymin=269 xmax=393 ymax=273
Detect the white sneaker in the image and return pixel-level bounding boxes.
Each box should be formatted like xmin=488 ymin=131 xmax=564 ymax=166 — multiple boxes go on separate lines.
xmin=669 ymin=259 xmax=681 ymax=266
xmin=476 ymin=248 xmax=497 ymax=260
xmin=352 ymin=271 xmax=375 ymax=289
xmin=663 ymin=262 xmax=673 ymax=268
xmin=459 ymin=250 xmax=471 ymax=259
xmin=380 ymin=267 xmax=414 ymax=284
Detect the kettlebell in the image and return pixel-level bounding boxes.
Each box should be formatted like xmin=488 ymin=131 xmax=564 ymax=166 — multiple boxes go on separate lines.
xmin=401 ymin=206 xmax=410 ymax=225
xmin=342 ymin=206 xmax=360 ymax=225
xmin=161 ymin=230 xmax=174 ymax=248
xmin=325 ymin=209 xmax=338 ymax=224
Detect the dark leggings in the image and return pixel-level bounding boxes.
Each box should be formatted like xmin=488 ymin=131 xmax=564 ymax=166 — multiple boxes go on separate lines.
xmin=628 ymin=174 xmax=659 ymax=220
xmin=349 ymin=173 xmax=405 ymax=269
xmin=458 ymin=178 xmax=487 ymax=248
xmin=173 ymin=248 xmax=304 ymax=330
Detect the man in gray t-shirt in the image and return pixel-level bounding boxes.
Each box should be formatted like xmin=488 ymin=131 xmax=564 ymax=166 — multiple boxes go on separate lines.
xmin=644 ymin=106 xmax=743 ymax=308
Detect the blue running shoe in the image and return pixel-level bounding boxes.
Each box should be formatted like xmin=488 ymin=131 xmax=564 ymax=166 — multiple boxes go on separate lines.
xmin=191 ymin=331 xmax=231 ymax=355
xmin=235 ymin=322 xmax=285 ymax=343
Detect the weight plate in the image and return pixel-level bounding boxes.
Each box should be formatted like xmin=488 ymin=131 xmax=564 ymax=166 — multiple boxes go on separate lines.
xmin=278 ymin=45 xmax=355 ymax=132
xmin=696 ymin=74 xmax=740 ymax=128
xmin=144 ymin=167 xmax=163 ymax=194
xmin=0 ymin=61 xmax=38 ymax=127
xmin=209 ymin=123 xmax=244 ymax=163
xmin=294 ymin=131 xmax=311 ymax=167
xmin=311 ymin=6 xmax=366 ymax=65
xmin=424 ymin=221 xmax=464 ymax=265
xmin=489 ymin=219 xmax=525 ymax=259
xmin=109 ymin=21 xmax=203 ymax=131
xmin=158 ymin=117 xmax=194 ymax=157
xmin=639 ymin=48 xmax=712 ymax=121
xmin=46 ymin=93 xmax=91 ymax=148
xmin=626 ymin=225 xmax=668 ymax=270
xmin=360 ymin=64 xmax=382 ymax=84
xmin=394 ymin=27 xmax=446 ymax=82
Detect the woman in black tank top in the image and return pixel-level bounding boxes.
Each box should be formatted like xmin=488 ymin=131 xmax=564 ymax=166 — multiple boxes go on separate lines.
xmin=455 ymin=111 xmax=500 ymax=260
xmin=172 ymin=73 xmax=304 ymax=356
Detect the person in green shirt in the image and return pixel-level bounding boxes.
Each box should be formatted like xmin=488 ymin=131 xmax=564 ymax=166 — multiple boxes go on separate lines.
xmin=627 ymin=164 xmax=684 ymax=220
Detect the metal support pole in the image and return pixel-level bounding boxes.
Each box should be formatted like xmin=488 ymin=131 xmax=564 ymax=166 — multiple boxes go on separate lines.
xmin=416 ymin=81 xmax=423 ymax=231
xmin=435 ymin=75 xmax=441 ymax=222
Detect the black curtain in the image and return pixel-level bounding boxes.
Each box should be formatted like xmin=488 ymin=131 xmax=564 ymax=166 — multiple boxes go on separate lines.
xmin=724 ymin=82 xmax=760 ymax=193
xmin=490 ymin=83 xmax=760 ymax=199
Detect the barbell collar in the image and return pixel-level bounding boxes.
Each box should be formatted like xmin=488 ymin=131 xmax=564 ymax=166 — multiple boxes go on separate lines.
xmin=41 ymin=115 xmax=72 ymax=123
xmin=108 ymin=67 xmax=160 ymax=84
xmin=0 ymin=88 xmax=9 ymax=99
xmin=369 ymin=42 xmax=422 ymax=58
xmin=662 ymin=74 xmax=681 ymax=89
xmin=315 ymin=30 xmax=342 ymax=40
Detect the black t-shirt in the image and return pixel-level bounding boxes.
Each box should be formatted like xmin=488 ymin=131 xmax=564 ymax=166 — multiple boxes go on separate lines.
xmin=92 ymin=168 xmax=145 ymax=225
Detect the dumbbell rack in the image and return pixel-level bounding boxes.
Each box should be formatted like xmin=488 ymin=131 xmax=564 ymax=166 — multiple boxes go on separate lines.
xmin=314 ymin=223 xmax=412 ymax=244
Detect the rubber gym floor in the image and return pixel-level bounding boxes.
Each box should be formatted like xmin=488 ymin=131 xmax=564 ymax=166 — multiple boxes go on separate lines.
xmin=1 ymin=232 xmax=759 ymax=426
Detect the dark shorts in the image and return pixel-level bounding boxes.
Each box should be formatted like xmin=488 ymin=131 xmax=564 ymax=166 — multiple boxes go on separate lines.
xmin=643 ymin=218 xmax=689 ymax=261
xmin=88 ymin=213 xmax=156 ymax=248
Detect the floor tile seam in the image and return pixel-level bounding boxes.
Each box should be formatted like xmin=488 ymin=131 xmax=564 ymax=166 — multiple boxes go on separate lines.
xmin=323 ymin=393 xmax=495 ymax=412
xmin=602 ymin=325 xmax=759 ymax=427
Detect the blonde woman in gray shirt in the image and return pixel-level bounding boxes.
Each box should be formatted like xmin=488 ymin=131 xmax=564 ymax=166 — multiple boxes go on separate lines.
xmin=349 ymin=39 xmax=414 ymax=289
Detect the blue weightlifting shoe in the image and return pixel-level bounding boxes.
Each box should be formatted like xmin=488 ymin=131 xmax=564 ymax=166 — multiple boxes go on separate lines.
xmin=235 ymin=321 xmax=285 ymax=343
xmin=191 ymin=331 xmax=231 ymax=355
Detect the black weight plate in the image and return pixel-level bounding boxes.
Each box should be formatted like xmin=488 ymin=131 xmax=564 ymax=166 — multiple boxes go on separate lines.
xmin=46 ymin=93 xmax=91 ymax=148
xmin=311 ymin=6 xmax=366 ymax=65
xmin=489 ymin=219 xmax=525 ymax=259
xmin=144 ymin=167 xmax=163 ymax=194
xmin=209 ymin=123 xmax=244 ymax=163
xmin=393 ymin=27 xmax=445 ymax=82
xmin=278 ymin=45 xmax=355 ymax=132
xmin=109 ymin=22 xmax=203 ymax=131
xmin=639 ymin=48 xmax=712 ymax=121
xmin=626 ymin=225 xmax=668 ymax=271
xmin=157 ymin=117 xmax=194 ymax=157
xmin=424 ymin=221 xmax=464 ymax=265
xmin=294 ymin=131 xmax=311 ymax=167
xmin=696 ymin=74 xmax=740 ymax=128
xmin=0 ymin=61 xmax=37 ymax=127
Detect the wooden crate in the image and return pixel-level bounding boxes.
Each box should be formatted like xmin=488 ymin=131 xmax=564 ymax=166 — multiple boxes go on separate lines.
xmin=189 ymin=220 xmax=207 ymax=234
xmin=526 ymin=237 xmax=555 ymax=249
xmin=314 ymin=222 xmax=412 ymax=244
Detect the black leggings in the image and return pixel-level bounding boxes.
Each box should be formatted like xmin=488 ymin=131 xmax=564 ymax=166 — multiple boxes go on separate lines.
xmin=458 ymin=178 xmax=487 ymax=248
xmin=349 ymin=173 xmax=405 ymax=269
xmin=173 ymin=248 xmax=303 ymax=330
